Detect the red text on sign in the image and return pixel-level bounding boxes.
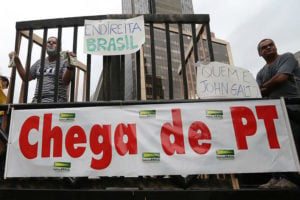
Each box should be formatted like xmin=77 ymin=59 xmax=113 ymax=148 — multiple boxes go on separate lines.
xmin=161 ymin=108 xmax=211 ymax=155
xmin=230 ymin=105 xmax=280 ymax=150
xmin=19 ymin=113 xmax=137 ymax=170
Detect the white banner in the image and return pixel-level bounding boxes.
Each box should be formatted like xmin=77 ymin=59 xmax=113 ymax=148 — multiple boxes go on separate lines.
xmin=5 ymin=99 xmax=300 ymax=177
xmin=196 ymin=61 xmax=262 ymax=99
xmin=84 ymin=16 xmax=145 ymax=55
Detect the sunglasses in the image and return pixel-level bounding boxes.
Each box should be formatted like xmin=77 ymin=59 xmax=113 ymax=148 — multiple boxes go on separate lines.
xmin=260 ymin=42 xmax=274 ymax=50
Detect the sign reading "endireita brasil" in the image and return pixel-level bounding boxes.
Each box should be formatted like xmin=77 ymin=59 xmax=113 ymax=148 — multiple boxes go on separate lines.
xmin=84 ymin=16 xmax=145 ymax=56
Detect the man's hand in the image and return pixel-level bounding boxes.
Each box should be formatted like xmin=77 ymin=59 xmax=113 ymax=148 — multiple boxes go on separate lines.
xmin=8 ymin=51 xmax=18 ymax=68
xmin=68 ymin=52 xmax=77 ymax=67
xmin=61 ymin=51 xmax=77 ymax=68
xmin=260 ymin=86 xmax=270 ymax=97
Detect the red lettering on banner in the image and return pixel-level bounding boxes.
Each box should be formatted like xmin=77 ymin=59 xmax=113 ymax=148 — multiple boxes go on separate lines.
xmin=90 ymin=125 xmax=112 ymax=169
xmin=65 ymin=126 xmax=87 ymax=157
xmin=161 ymin=109 xmax=185 ymax=155
xmin=19 ymin=116 xmax=39 ymax=159
xmin=42 ymin=114 xmax=62 ymax=157
xmin=230 ymin=106 xmax=257 ymax=150
xmin=114 ymin=124 xmax=137 ymax=155
xmin=19 ymin=114 xmax=137 ymax=170
xmin=188 ymin=121 xmax=211 ymax=154
xmin=256 ymin=105 xmax=280 ymax=149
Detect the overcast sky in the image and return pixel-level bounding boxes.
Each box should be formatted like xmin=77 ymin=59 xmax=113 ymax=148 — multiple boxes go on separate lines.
xmin=0 ymin=0 xmax=299 ymax=101
xmin=193 ymin=0 xmax=300 ymax=75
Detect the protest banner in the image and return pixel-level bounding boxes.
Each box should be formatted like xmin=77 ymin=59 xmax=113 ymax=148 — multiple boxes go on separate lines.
xmin=196 ymin=61 xmax=262 ymax=99
xmin=84 ymin=16 xmax=145 ymax=55
xmin=5 ymin=99 xmax=299 ymax=177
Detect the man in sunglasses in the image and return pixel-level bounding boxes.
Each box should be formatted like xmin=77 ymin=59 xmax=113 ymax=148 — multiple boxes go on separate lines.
xmin=257 ymin=39 xmax=300 ymax=97
xmin=9 ymin=36 xmax=76 ymax=103
xmin=256 ymin=38 xmax=300 ymax=189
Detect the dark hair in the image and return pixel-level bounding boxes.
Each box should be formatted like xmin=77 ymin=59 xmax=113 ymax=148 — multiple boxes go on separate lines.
xmin=0 ymin=76 xmax=9 ymax=87
xmin=257 ymin=38 xmax=275 ymax=55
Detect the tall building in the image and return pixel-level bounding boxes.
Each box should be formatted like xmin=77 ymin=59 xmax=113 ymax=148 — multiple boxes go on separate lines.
xmin=93 ymin=0 xmax=233 ymax=101
xmin=120 ymin=0 xmax=233 ymax=100
xmin=122 ymin=0 xmax=193 ymax=14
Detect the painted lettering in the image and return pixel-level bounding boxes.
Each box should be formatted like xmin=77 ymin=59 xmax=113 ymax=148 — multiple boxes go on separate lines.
xmin=231 ymin=105 xmax=280 ymax=150
xmin=161 ymin=109 xmax=185 ymax=155
xmin=42 ymin=114 xmax=62 ymax=157
xmin=19 ymin=116 xmax=39 ymax=159
xmin=85 ymin=35 xmax=138 ymax=53
xmin=256 ymin=105 xmax=280 ymax=148
xmin=230 ymin=106 xmax=257 ymax=150
xmin=90 ymin=125 xmax=112 ymax=170
xmin=188 ymin=121 xmax=211 ymax=154
xmin=18 ymin=114 xmax=138 ymax=170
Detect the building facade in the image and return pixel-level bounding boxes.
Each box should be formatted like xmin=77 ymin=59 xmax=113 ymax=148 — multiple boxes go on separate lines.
xmin=119 ymin=0 xmax=233 ymax=100
xmin=122 ymin=0 xmax=194 ymax=14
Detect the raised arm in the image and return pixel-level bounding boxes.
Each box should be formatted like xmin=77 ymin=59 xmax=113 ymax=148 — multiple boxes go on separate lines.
xmin=62 ymin=51 xmax=77 ymax=86
xmin=9 ymin=52 xmax=33 ymax=82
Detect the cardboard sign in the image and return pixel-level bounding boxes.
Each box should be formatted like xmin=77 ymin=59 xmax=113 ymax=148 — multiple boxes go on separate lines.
xmin=196 ymin=61 xmax=262 ymax=99
xmin=84 ymin=16 xmax=145 ymax=55
xmin=5 ymin=99 xmax=299 ymax=177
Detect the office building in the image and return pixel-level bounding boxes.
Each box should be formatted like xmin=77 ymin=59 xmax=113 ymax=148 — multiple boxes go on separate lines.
xmin=93 ymin=0 xmax=233 ymax=101
xmin=121 ymin=0 xmax=232 ymax=100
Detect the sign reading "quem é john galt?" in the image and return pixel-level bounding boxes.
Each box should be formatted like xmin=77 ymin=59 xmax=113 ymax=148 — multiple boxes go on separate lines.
xmin=84 ymin=16 xmax=145 ymax=55
xmin=196 ymin=61 xmax=262 ymax=99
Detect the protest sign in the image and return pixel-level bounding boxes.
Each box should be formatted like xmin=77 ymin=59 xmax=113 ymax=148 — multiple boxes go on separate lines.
xmin=196 ymin=61 xmax=261 ymax=99
xmin=5 ymin=99 xmax=299 ymax=177
xmin=84 ymin=16 xmax=145 ymax=55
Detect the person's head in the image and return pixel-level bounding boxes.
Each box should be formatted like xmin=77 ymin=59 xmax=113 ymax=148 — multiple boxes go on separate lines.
xmin=0 ymin=76 xmax=9 ymax=89
xmin=257 ymin=38 xmax=278 ymax=58
xmin=46 ymin=36 xmax=59 ymax=57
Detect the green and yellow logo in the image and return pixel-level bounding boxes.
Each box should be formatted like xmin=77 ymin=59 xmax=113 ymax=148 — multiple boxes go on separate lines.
xmin=54 ymin=162 xmax=71 ymax=168
xmin=59 ymin=113 xmax=76 ymax=121
xmin=142 ymin=152 xmax=160 ymax=162
xmin=216 ymin=149 xmax=235 ymax=159
xmin=206 ymin=110 xmax=223 ymax=119
xmin=53 ymin=162 xmax=71 ymax=172
xmin=139 ymin=110 xmax=156 ymax=118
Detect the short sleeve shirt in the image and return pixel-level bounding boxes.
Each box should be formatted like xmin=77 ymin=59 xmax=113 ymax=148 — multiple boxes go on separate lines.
xmin=30 ymin=57 xmax=68 ymax=103
xmin=256 ymin=53 xmax=300 ymax=98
